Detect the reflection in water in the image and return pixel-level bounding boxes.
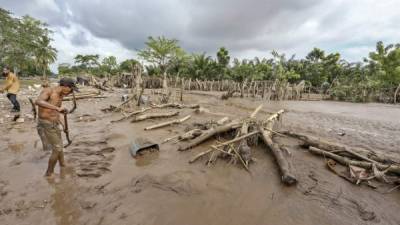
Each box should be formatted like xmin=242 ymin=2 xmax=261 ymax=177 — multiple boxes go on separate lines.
xmin=135 ymin=150 xmax=159 ymax=167
xmin=46 ymin=167 xmax=81 ymax=225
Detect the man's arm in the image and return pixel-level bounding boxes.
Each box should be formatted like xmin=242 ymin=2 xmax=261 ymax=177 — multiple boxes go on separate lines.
xmin=35 ymin=88 xmax=66 ymax=112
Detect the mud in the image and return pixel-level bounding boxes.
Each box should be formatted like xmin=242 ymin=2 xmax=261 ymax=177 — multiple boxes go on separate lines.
xmin=0 ymin=88 xmax=400 ymax=225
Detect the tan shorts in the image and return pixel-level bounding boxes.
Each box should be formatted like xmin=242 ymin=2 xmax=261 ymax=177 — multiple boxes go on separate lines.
xmin=37 ymin=119 xmax=63 ymax=152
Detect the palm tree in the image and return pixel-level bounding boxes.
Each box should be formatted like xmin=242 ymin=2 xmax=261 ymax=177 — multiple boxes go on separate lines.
xmin=35 ymin=35 xmax=57 ymax=81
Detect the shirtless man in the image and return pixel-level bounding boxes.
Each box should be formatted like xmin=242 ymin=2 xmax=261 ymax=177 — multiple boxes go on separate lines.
xmin=35 ymin=78 xmax=79 ymax=177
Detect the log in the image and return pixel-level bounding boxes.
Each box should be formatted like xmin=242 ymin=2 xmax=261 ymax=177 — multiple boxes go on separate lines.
xmin=178 ymin=121 xmax=242 ymax=151
xmin=216 ymin=117 xmax=229 ymax=125
xmin=395 ymin=83 xmax=400 ymax=104
xmin=259 ymin=109 xmax=297 ymax=185
xmin=131 ymin=111 xmax=179 ymax=123
xmin=151 ymin=103 xmax=200 ymax=109
xmin=63 ymin=92 xmax=102 ymax=101
xmin=259 ymin=125 xmax=297 ymax=185
xmin=308 ymin=146 xmax=400 ymax=175
xmin=144 ymin=115 xmax=191 ymax=130
xmin=283 ymin=131 xmax=400 ymax=164
xmin=111 ymin=107 xmax=153 ymax=123
xmin=176 ymin=129 xmax=203 ymax=142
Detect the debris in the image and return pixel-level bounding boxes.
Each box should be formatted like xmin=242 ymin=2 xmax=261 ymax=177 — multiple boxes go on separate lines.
xmin=131 ymin=111 xmax=179 ymax=123
xmin=308 ymin=146 xmax=400 ymax=175
xmin=130 ymin=138 xmax=159 ymax=157
xmin=283 ymin=130 xmax=399 ymax=164
xmin=259 ymin=110 xmax=297 ymax=185
xmin=144 ymin=115 xmax=191 ymax=130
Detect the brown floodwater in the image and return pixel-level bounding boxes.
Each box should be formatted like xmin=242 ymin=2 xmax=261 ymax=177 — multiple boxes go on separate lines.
xmin=0 ymin=88 xmax=400 ymax=225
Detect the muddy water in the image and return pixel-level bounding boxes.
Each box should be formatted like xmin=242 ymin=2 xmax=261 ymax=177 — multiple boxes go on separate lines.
xmin=1 ymin=89 xmax=400 ymax=225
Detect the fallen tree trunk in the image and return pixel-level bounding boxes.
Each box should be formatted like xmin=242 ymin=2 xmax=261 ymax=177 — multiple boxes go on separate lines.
xmin=283 ymin=131 xmax=400 ymax=164
xmin=144 ymin=115 xmax=191 ymax=130
xmin=259 ymin=109 xmax=297 ymax=185
xmin=131 ymin=111 xmax=179 ymax=123
xmin=178 ymin=121 xmax=242 ymax=151
xmin=308 ymin=146 xmax=400 ymax=175
xmin=259 ymin=126 xmax=297 ymax=185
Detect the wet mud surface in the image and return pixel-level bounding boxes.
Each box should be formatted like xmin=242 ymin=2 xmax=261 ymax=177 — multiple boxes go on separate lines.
xmin=0 ymin=89 xmax=400 ymax=225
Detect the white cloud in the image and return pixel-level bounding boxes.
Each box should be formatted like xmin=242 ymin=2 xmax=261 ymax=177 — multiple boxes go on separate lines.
xmin=1 ymin=0 xmax=400 ymax=72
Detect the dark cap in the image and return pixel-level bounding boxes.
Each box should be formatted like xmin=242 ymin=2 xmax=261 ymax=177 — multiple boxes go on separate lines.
xmin=59 ymin=77 xmax=79 ymax=92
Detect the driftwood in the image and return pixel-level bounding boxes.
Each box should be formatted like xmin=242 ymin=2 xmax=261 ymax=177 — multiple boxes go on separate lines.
xmin=112 ymin=103 xmax=199 ymax=123
xmin=167 ymin=116 xmax=229 ymax=144
xmin=131 ymin=111 xmax=179 ymax=123
xmin=177 ymin=129 xmax=203 ymax=142
xmin=178 ymin=121 xmax=242 ymax=151
xmin=216 ymin=117 xmax=229 ymax=125
xmin=236 ymin=104 xmax=263 ymax=165
xmin=309 ymin=146 xmax=400 ymax=175
xmin=144 ymin=115 xmax=191 ymax=130
xmin=162 ymin=129 xmax=203 ymax=144
xmin=151 ymin=103 xmax=200 ymax=109
xmin=111 ymin=107 xmax=153 ymax=123
xmin=259 ymin=110 xmax=297 ymax=185
xmin=63 ymin=91 xmax=102 ymax=101
xmin=283 ymin=131 xmax=400 ymax=164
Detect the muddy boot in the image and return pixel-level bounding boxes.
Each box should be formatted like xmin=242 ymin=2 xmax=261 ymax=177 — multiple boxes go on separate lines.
xmin=45 ymin=150 xmax=59 ymax=177
xmin=58 ymin=151 xmax=66 ymax=167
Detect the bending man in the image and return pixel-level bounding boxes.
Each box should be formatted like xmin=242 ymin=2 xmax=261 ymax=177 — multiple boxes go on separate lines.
xmin=35 ymin=78 xmax=79 ymax=177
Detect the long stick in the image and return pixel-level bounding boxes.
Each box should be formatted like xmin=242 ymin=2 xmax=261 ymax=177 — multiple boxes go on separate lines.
xmin=144 ymin=115 xmax=191 ymax=130
xmin=214 ymin=131 xmax=260 ymax=148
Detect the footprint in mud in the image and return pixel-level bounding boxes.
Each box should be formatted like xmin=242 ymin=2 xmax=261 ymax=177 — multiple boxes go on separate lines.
xmin=8 ymin=143 xmax=25 ymax=152
xmin=130 ymin=171 xmax=202 ymax=196
xmin=134 ymin=148 xmax=159 ymax=167
xmin=66 ymin=143 xmax=117 ymax=178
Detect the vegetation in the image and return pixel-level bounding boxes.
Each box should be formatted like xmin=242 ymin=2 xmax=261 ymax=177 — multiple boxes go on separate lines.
xmin=1 ymin=7 xmax=400 ymax=102
xmin=0 ymin=8 xmax=56 ymax=78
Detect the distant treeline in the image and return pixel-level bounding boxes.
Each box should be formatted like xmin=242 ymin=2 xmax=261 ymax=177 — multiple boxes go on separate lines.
xmin=1 ymin=8 xmax=399 ymax=102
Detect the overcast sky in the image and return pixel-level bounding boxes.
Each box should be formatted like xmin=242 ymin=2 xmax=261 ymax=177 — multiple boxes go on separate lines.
xmin=1 ymin=0 xmax=400 ymax=71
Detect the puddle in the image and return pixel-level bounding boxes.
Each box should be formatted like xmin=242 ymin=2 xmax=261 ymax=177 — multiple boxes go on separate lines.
xmin=47 ymin=168 xmax=81 ymax=225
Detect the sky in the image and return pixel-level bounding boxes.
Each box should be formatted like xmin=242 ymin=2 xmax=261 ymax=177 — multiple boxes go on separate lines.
xmin=1 ymin=0 xmax=400 ymax=71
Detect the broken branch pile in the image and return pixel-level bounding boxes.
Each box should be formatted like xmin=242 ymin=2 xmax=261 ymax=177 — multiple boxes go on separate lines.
xmin=283 ymin=131 xmax=400 ymax=187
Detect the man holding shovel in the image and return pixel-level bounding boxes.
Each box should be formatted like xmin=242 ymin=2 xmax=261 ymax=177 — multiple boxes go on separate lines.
xmin=35 ymin=78 xmax=78 ymax=177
